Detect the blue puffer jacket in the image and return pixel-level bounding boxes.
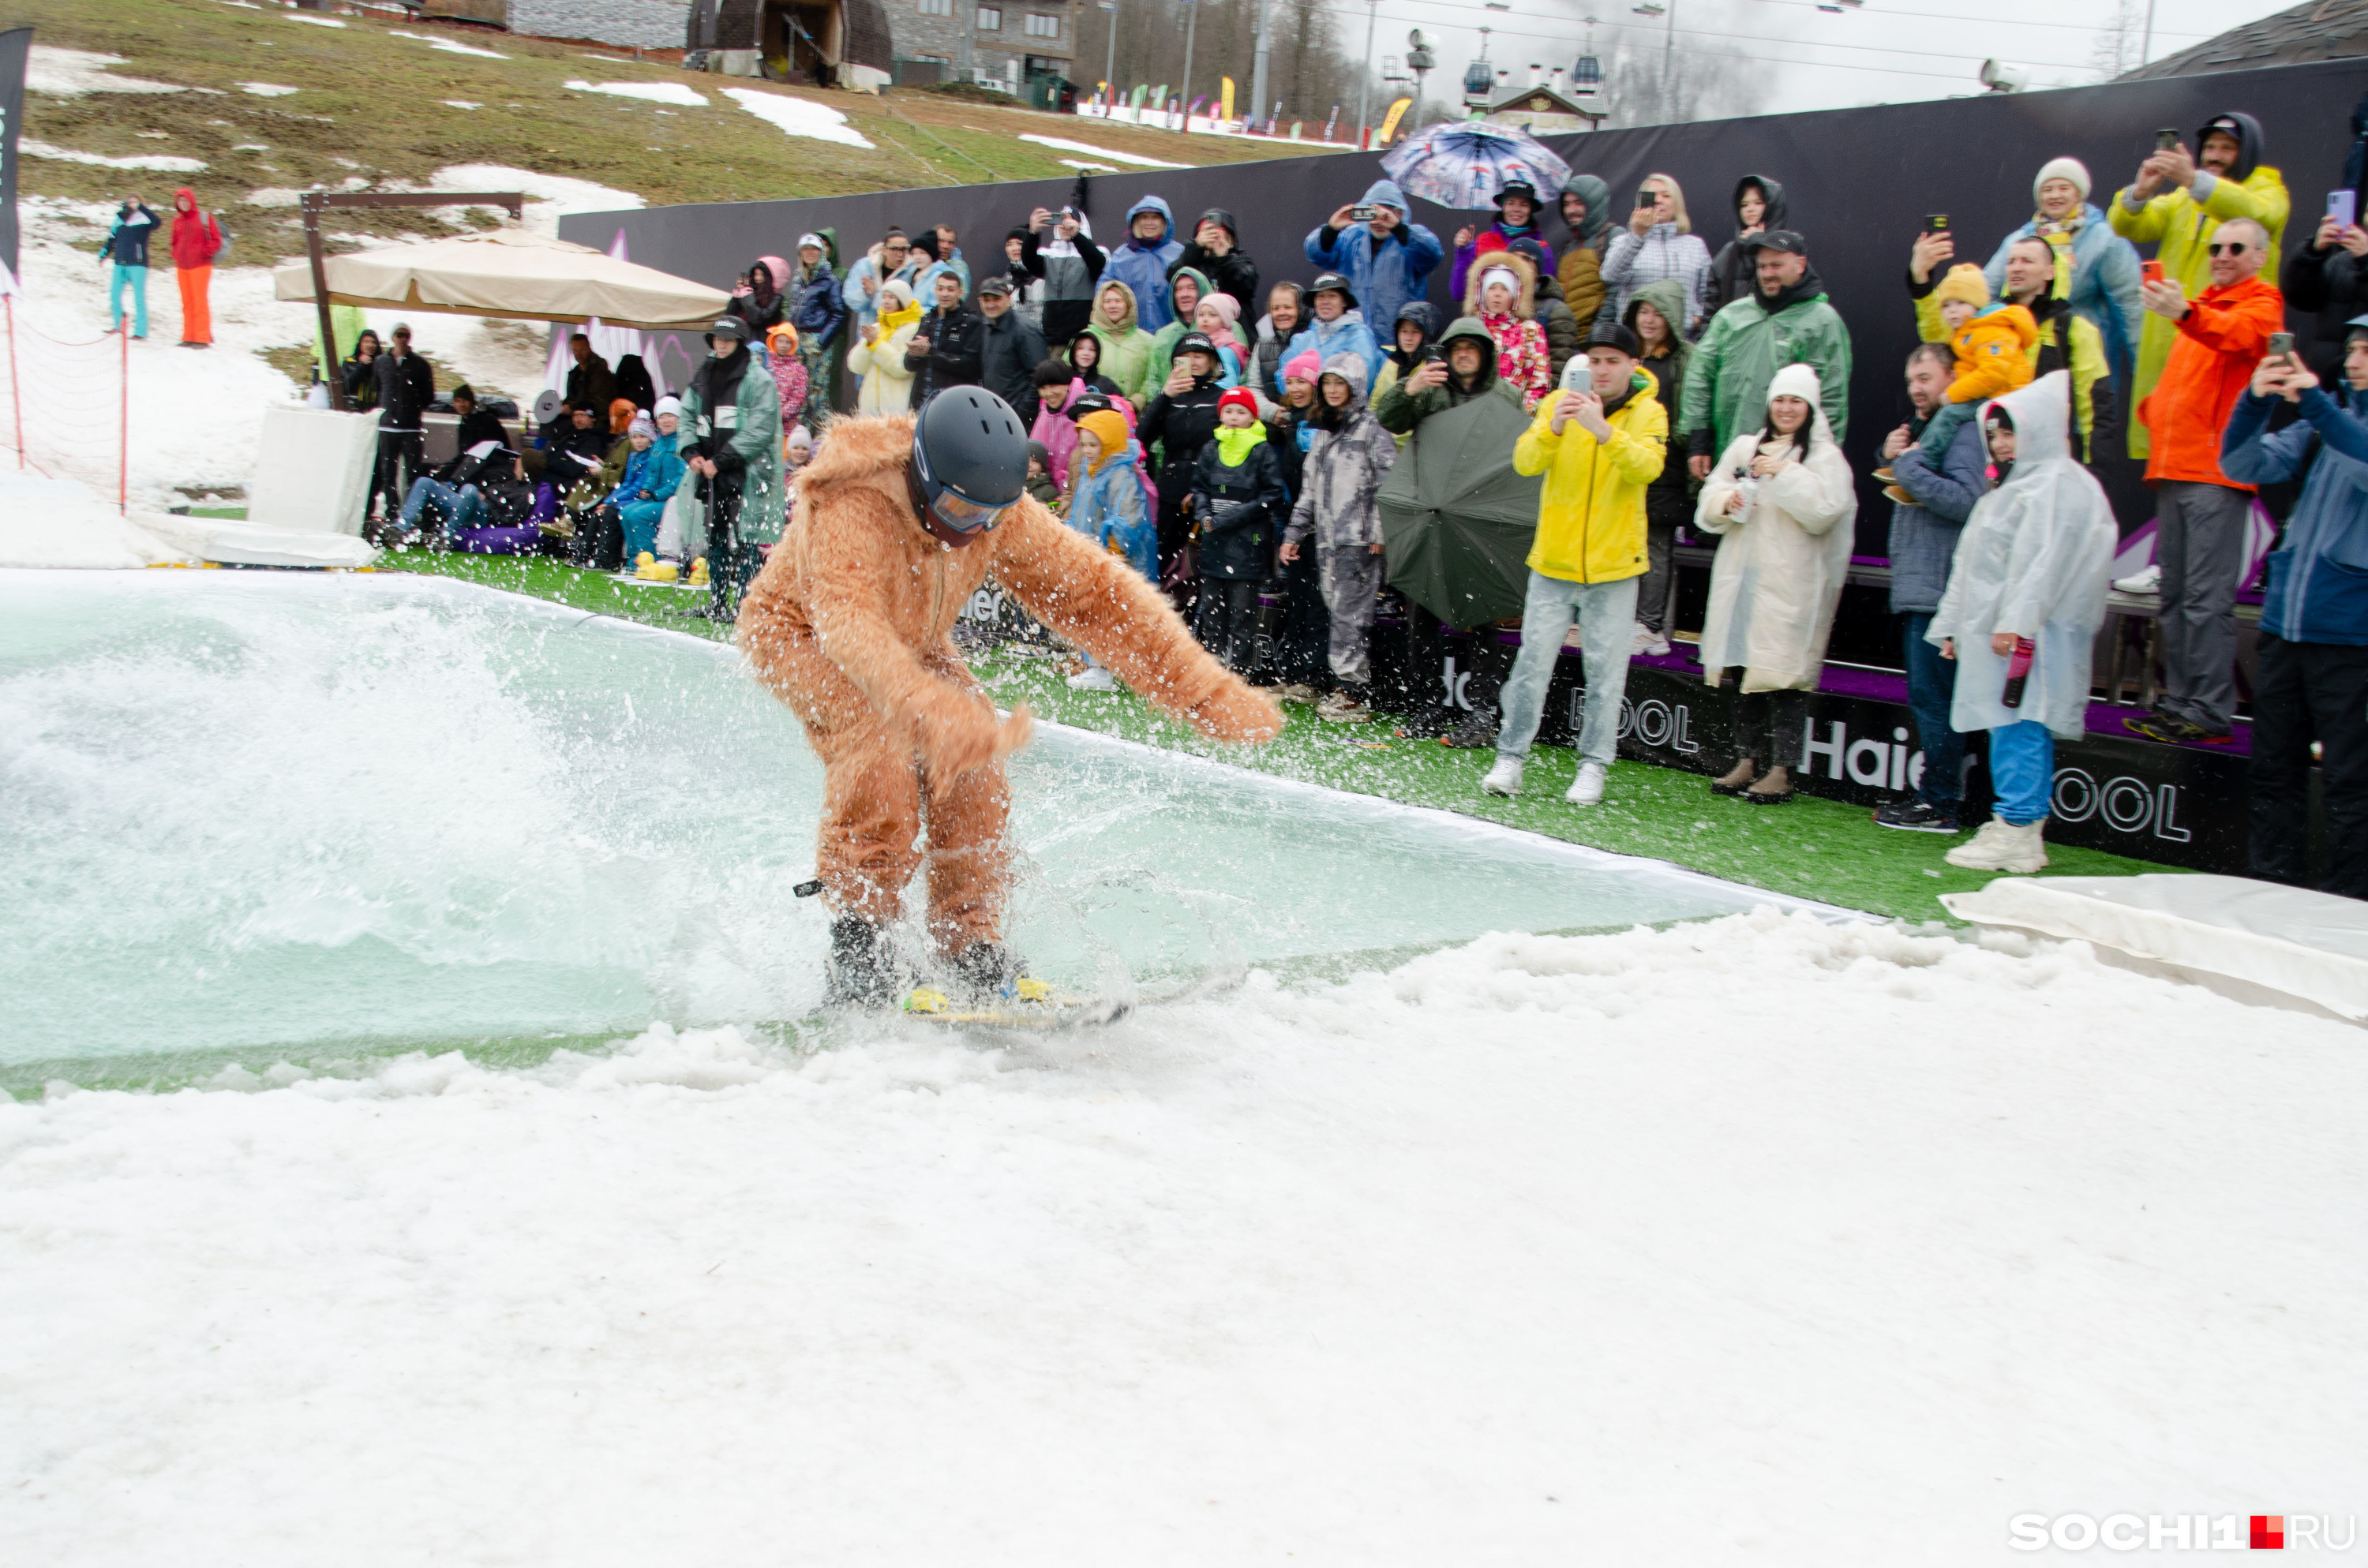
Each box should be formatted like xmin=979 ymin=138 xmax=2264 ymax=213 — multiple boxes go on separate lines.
xmin=602 ymin=440 xmax=686 ymax=515
xmin=1980 ymin=204 xmax=2144 ymax=384
xmin=1303 ymin=179 xmax=1444 ymax=339
xmin=1107 ymin=195 xmax=1186 ymax=334
xmin=2222 ymin=380 xmax=2368 ymax=646
xmin=790 ymin=259 xmax=847 ymax=350
xmin=1276 ymin=311 xmax=1383 ymax=396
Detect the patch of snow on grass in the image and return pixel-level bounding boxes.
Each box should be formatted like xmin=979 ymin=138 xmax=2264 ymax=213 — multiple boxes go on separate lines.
xmin=721 ymin=87 xmax=874 ymax=149
xmin=390 ymin=29 xmax=508 ymax=58
xmin=238 ymin=81 xmax=301 ymax=96
xmin=1058 ymin=158 xmax=1118 ymax=172
xmin=565 ymin=79 xmax=709 ymax=107
xmin=443 ymin=99 xmax=481 ymax=110
xmin=22 ymin=140 xmax=206 ymax=174
xmin=27 ymin=46 xmax=185 ymax=96
xmin=282 ymin=13 xmax=346 ymax=25
xmin=1020 ymin=133 xmax=1186 ymax=169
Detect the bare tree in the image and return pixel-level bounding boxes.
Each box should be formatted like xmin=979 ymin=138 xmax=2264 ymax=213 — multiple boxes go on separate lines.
xmin=2089 ymin=0 xmax=2147 ymax=79
xmin=1597 ymin=31 xmax=1766 ymax=129
xmin=1071 ymin=0 xmax=1375 ymax=129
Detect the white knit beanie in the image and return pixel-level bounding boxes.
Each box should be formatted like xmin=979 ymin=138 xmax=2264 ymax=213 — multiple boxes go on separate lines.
xmin=2033 ymin=156 xmax=2091 ymax=204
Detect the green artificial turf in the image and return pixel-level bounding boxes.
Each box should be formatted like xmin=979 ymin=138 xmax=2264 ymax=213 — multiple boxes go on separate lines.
xmin=377 ymin=552 xmax=2182 ymax=922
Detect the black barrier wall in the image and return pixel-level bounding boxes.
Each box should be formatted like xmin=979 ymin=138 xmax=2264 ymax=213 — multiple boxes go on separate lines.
xmin=560 ymin=57 xmax=2367 ymax=561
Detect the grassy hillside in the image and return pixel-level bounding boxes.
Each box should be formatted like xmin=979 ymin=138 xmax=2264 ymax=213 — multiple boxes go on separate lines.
xmin=13 ymin=0 xmax=1328 ymax=262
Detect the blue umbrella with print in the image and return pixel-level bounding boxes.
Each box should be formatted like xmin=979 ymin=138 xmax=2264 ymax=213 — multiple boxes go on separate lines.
xmin=1379 ymin=122 xmax=1572 ymax=211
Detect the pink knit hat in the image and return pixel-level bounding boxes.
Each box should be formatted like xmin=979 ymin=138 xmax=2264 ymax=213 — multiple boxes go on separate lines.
xmin=1283 ymin=350 xmax=1321 ymax=385
xmin=1201 ymin=292 xmax=1241 ymax=327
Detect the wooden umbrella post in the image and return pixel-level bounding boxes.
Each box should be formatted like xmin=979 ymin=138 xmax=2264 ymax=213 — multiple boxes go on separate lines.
xmin=298 ymin=190 xmax=526 ymax=413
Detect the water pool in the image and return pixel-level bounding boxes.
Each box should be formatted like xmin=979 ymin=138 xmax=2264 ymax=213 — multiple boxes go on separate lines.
xmin=0 ymin=570 xmax=1824 ymax=1081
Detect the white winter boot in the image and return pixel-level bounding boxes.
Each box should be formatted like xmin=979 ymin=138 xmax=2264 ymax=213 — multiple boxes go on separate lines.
xmin=1480 ymin=754 xmax=1523 ymax=796
xmin=1564 ymin=760 xmax=1608 ymax=806
xmin=1944 ymin=816 xmax=2050 ymax=874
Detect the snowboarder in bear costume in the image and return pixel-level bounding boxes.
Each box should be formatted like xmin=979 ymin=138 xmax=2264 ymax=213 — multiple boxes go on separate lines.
xmin=737 ymin=388 xmax=1283 ymax=1006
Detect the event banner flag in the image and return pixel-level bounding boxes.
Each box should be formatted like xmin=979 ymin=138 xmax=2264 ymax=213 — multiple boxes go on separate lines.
xmin=0 ymin=28 xmax=30 ymax=286
xmin=1220 ymin=77 xmax=1235 ymax=123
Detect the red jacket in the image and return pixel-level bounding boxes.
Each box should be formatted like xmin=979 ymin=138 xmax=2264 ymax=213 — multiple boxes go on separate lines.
xmin=168 ymin=188 xmax=222 ymax=271
xmin=2138 ymin=274 xmax=2283 ymax=488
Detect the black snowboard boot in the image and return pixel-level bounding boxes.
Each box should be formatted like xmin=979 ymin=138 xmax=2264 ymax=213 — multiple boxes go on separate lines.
xmin=946 ymin=940 xmax=1021 ymax=1003
xmin=824 ymin=916 xmax=901 ymax=1009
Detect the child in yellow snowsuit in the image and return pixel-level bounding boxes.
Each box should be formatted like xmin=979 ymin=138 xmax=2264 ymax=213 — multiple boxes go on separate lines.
xmin=1914 ymin=264 xmax=2038 ymax=462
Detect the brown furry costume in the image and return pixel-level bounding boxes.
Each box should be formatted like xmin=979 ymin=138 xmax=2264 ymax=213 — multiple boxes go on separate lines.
xmin=737 ymin=412 xmax=1282 ymax=952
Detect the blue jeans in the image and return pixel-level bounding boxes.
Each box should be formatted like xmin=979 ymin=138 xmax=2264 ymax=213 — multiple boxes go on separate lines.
xmin=110 ymin=264 xmax=149 ymax=337
xmin=1496 ymin=570 xmax=1639 ymax=766
xmin=399 ymin=477 xmax=487 ymax=539
xmin=1986 ymin=719 xmax=2054 ymax=825
xmin=1902 ymin=612 xmax=1964 ymax=806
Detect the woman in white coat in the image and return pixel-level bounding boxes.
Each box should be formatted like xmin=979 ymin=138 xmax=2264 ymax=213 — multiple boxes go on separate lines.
xmin=844 ymin=278 xmax=920 ymax=414
xmin=1694 ymin=361 xmax=1857 ymax=803
xmin=1928 ymin=371 xmax=2115 ymax=873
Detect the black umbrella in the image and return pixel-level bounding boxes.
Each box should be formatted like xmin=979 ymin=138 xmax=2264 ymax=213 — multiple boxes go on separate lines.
xmin=1377 ymin=391 xmax=1543 ymax=627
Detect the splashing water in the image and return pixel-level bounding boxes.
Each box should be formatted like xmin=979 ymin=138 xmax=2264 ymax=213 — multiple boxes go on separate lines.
xmin=0 ymin=571 xmax=1810 ymax=1080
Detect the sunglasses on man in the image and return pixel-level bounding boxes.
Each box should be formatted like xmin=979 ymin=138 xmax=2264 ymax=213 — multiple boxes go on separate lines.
xmin=2205 ymin=241 xmax=2256 ymax=256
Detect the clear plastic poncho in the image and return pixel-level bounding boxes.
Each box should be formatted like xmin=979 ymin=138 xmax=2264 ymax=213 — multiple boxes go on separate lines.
xmin=1926 ymin=371 xmax=2118 ymax=739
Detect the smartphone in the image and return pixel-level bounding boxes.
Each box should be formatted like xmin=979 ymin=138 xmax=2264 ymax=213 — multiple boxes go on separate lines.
xmin=2155 ymin=129 xmax=2181 ymax=152
xmin=2142 ymin=259 xmax=2165 ymax=286
xmin=1636 ymin=188 xmax=1658 ymax=209
xmin=2331 ymin=189 xmax=2358 ymax=230
xmin=1349 ymin=204 xmax=1379 ymax=222
xmin=1924 ymin=213 xmax=1950 ymax=233
xmin=1420 ymin=344 xmax=1445 ymax=365
xmin=2269 ymin=331 xmax=2296 ymax=360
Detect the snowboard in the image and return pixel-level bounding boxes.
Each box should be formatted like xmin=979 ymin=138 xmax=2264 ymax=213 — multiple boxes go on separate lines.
xmin=901 ymin=977 xmax=1132 ymax=1031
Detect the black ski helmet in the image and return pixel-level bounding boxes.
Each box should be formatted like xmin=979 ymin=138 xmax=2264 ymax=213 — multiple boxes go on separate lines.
xmin=909 ymin=386 xmax=1029 ymax=549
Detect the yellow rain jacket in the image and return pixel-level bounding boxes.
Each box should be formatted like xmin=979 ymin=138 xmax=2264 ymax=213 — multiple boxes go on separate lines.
xmin=1512 ymin=367 xmax=1667 ymax=584
xmin=2111 ymin=140 xmax=2289 ymax=458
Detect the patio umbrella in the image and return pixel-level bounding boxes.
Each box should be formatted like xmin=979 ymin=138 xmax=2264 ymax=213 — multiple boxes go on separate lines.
xmin=274 ymin=229 xmax=731 ymax=329
xmin=1376 ymin=391 xmax=1544 ymax=627
xmin=1379 ymin=121 xmax=1573 ymax=211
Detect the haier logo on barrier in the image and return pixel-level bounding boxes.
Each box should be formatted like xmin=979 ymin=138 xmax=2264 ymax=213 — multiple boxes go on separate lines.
xmin=1793 ymin=719 xmax=2192 ymax=844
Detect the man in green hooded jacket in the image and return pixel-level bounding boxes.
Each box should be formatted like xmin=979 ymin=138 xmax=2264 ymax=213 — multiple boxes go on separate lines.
xmin=676 ymin=315 xmax=782 ymax=619
xmin=1680 ymin=230 xmax=1851 ymax=480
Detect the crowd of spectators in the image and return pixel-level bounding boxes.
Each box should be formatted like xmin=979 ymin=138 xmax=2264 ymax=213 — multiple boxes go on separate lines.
xmin=354 ymin=99 xmax=2368 ymax=894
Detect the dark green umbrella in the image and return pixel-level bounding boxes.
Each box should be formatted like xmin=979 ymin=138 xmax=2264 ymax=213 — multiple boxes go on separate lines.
xmin=1377 ymin=391 xmax=1543 ymax=627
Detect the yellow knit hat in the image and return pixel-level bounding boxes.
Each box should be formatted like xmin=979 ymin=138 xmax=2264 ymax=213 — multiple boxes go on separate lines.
xmin=1935 ymin=263 xmax=1991 ymax=310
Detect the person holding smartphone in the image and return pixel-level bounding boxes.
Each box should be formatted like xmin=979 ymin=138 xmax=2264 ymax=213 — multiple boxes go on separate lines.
xmin=2123 ymin=215 xmax=2284 ymax=746
xmin=2221 ymin=316 xmax=2368 ymax=899
xmin=1303 ymin=178 xmax=1444 ymax=339
xmin=2278 ymin=191 xmax=2368 ymax=379
xmin=1599 ymin=173 xmax=1712 ymax=338
xmin=2110 ymin=112 xmax=2291 ymax=459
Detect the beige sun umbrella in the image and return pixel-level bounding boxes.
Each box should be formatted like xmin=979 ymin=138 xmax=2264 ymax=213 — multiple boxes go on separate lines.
xmin=273 ymin=228 xmax=731 ymax=329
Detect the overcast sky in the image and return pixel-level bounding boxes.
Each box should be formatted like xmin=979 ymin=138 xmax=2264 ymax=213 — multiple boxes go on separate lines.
xmin=1348 ymin=0 xmax=2302 ymax=123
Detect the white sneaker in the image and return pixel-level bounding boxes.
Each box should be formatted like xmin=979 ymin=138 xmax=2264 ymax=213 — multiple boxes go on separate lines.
xmin=1480 ymin=755 xmax=1523 ymax=796
xmin=2112 ymin=563 xmax=2161 ymax=597
xmin=1066 ymin=664 xmax=1118 ymax=691
xmin=1564 ymin=760 xmax=1608 ymax=806
xmin=1629 ymin=622 xmax=1654 ymax=653
xmin=1943 ymin=816 xmax=2050 ymax=874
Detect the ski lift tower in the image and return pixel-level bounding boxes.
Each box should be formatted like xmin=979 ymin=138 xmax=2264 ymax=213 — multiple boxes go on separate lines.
xmin=1405 ymin=28 xmax=1436 ymax=131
